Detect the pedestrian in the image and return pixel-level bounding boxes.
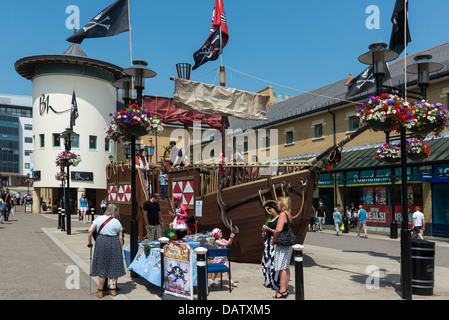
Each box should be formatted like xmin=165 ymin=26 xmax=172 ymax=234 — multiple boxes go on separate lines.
xmin=333 ymin=207 xmax=342 ymax=236
xmin=143 ymin=193 xmax=164 ymax=240
xmin=100 ymin=199 xmax=107 ymax=214
xmin=159 ymin=167 xmax=168 ymax=200
xmin=357 ymin=205 xmax=368 ymax=239
xmin=412 ymin=207 xmax=425 ymax=240
xmin=87 ymin=204 xmax=126 ymax=298
xmin=271 ymin=196 xmax=294 ymax=299
xmin=78 ymin=194 xmax=89 ymax=223
xmin=261 ymin=200 xmax=280 ymax=290
xmin=308 ymin=204 xmax=316 ymax=232
xmin=0 ymin=197 xmax=5 ymax=224
xmin=169 ymin=195 xmax=188 ymax=239
xmin=208 ymin=228 xmax=238 ymax=287
xmin=316 ymin=201 xmax=326 ymax=231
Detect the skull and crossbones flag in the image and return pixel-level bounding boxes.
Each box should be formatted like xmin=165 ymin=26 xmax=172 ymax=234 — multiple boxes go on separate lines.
xmin=345 ymin=64 xmax=391 ymax=99
xmin=66 ymin=0 xmax=129 ymax=44
xmin=389 ymin=0 xmax=411 ymax=55
xmin=192 ymin=0 xmax=229 ymax=70
xmin=69 ymin=90 xmax=79 ymax=129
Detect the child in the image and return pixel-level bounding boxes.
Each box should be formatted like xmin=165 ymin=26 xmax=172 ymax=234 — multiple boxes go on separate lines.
xmin=159 ymin=168 xmax=168 ymax=200
xmin=208 ymin=228 xmax=238 ymax=287
xmin=164 ymin=222 xmax=176 ymax=240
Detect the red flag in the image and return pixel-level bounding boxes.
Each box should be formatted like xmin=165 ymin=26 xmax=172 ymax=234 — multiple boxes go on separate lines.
xmin=210 ymin=0 xmax=229 ymax=48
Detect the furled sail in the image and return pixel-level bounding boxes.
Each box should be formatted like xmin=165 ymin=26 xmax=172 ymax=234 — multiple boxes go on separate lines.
xmin=173 ymin=78 xmax=269 ymax=121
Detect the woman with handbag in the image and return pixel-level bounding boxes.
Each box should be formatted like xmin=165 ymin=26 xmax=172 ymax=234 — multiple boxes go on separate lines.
xmin=271 ymin=196 xmax=296 ymax=299
xmin=87 ymin=204 xmax=125 ymax=298
xmin=261 ymin=200 xmax=280 ymax=290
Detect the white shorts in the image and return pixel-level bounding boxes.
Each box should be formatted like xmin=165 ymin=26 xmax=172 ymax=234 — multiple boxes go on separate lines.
xmin=80 ymin=207 xmax=88 ymax=212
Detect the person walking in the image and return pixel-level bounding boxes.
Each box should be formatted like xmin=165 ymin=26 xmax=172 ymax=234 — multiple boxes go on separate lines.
xmin=333 ymin=207 xmax=342 ymax=236
xmin=271 ymin=196 xmax=294 ymax=299
xmin=308 ymin=205 xmax=316 ymax=232
xmin=357 ymin=205 xmax=368 ymax=238
xmin=412 ymin=207 xmax=425 ymax=240
xmin=316 ymin=201 xmax=326 ymax=231
xmin=87 ymin=204 xmax=126 ymax=298
xmin=261 ymin=200 xmax=280 ymax=290
xmin=143 ymin=193 xmax=164 ymax=240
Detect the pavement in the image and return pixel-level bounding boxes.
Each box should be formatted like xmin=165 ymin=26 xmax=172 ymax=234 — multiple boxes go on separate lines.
xmin=2 ymin=204 xmax=449 ymax=302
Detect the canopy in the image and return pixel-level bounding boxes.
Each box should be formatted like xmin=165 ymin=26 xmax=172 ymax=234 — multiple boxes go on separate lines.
xmin=173 ymin=78 xmax=269 ymax=121
xmin=142 ymin=95 xmax=223 ymax=129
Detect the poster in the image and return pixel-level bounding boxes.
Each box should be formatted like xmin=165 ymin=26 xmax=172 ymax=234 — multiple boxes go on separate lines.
xmin=375 ymin=186 xmax=387 ymax=205
xmin=363 ymin=187 xmax=374 ymax=204
xmin=163 ymin=242 xmax=193 ymax=300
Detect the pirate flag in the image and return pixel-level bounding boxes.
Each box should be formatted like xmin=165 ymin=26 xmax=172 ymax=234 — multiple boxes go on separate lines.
xmin=192 ymin=0 xmax=229 ymax=70
xmin=345 ymin=64 xmax=391 ymax=99
xmin=389 ymin=0 xmax=411 ymax=55
xmin=66 ymin=0 xmax=129 ymax=44
xmin=70 ymin=91 xmax=79 ymax=129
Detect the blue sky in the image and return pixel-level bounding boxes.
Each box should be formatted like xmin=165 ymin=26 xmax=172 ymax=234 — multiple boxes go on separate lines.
xmin=1 ymin=0 xmax=449 ymax=100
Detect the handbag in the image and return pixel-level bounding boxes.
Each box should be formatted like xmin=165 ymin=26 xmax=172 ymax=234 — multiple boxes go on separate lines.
xmin=274 ymin=212 xmax=297 ymax=246
xmin=340 ymin=223 xmax=345 ymax=231
xmin=93 ymin=217 xmax=113 ymax=241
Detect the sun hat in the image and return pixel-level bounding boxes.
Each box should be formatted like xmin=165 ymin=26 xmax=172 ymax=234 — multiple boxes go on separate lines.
xmin=173 ymin=195 xmax=181 ymax=202
xmin=262 ymin=200 xmax=278 ymax=211
xmin=212 ymin=228 xmax=222 ymax=239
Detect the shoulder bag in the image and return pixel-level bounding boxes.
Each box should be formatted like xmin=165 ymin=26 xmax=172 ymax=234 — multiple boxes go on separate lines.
xmin=93 ymin=217 xmax=113 ymax=241
xmin=274 ymin=212 xmax=297 ymax=246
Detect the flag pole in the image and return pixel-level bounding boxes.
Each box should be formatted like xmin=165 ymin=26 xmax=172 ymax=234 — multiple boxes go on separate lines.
xmin=128 ymin=0 xmax=135 ymax=100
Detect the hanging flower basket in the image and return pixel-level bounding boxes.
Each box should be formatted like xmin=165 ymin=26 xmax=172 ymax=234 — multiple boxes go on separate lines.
xmin=409 ymin=100 xmax=449 ymax=137
xmin=374 ymin=143 xmax=401 ymax=163
xmin=406 ymin=139 xmax=432 ymax=161
xmin=105 ymin=103 xmax=165 ymax=142
xmin=55 ymin=171 xmax=68 ymax=181
xmin=55 ymin=151 xmax=81 ymax=167
xmin=357 ymin=94 xmax=412 ymax=132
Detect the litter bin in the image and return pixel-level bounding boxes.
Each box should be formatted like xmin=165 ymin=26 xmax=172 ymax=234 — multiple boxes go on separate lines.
xmin=411 ymin=239 xmax=435 ymax=296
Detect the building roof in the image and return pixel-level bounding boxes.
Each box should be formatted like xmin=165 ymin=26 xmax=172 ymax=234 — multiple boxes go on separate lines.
xmin=230 ymin=42 xmax=449 ymax=131
xmin=15 ymin=44 xmax=124 ymax=81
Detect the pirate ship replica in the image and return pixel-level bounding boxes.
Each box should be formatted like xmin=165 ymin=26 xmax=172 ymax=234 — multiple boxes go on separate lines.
xmin=106 ymin=64 xmax=371 ymax=263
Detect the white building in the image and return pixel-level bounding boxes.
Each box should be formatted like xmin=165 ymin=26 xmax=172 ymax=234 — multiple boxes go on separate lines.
xmin=15 ymin=44 xmax=124 ymax=213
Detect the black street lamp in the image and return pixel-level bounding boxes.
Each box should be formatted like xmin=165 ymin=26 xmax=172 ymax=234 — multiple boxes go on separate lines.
xmin=60 ymin=128 xmax=76 ymax=235
xmin=117 ymin=60 xmax=156 ymax=278
xmin=358 ymin=43 xmax=443 ymax=300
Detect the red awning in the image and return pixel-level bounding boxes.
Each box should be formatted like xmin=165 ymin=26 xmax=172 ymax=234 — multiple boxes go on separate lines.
xmin=142 ymin=95 xmax=223 ymax=129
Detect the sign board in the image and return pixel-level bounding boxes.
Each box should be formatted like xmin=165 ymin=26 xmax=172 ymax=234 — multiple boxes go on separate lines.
xmin=163 ymin=242 xmax=193 ymax=300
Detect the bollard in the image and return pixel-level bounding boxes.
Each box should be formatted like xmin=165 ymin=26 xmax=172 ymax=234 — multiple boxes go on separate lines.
xmin=158 ymin=237 xmax=170 ymax=296
xmin=293 ymin=244 xmax=305 ymax=300
xmin=57 ymin=207 xmax=62 ymax=229
xmin=195 ymin=247 xmax=208 ymax=300
xmin=90 ymin=208 xmax=95 ymax=222
xmin=60 ymin=208 xmax=66 ymax=232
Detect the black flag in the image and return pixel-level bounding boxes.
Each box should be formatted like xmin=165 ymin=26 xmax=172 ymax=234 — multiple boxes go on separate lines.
xmin=70 ymin=91 xmax=79 ymax=129
xmin=345 ymin=65 xmax=391 ymax=99
xmin=66 ymin=0 xmax=129 ymax=44
xmin=193 ymin=28 xmax=222 ymax=70
xmin=389 ymin=0 xmax=411 ymax=55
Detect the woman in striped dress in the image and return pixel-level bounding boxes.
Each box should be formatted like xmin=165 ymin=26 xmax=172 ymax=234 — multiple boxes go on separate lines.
xmin=87 ymin=204 xmax=126 ymax=298
xmin=261 ymin=200 xmax=280 ymax=290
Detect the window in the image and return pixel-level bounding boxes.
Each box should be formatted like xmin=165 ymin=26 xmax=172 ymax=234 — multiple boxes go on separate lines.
xmin=349 ymin=116 xmax=360 ymax=131
xmin=105 ymin=138 xmax=110 ymax=152
xmin=72 ymin=134 xmax=79 ymax=148
xmin=315 ymin=124 xmax=323 ymax=138
xmin=286 ymin=131 xmax=293 ymax=145
xmin=24 ymin=124 xmax=32 ymax=130
xmin=52 ymin=133 xmax=61 ymax=147
xmin=39 ymin=134 xmax=45 ymax=148
xmin=24 ymin=137 xmax=33 ymax=143
xmin=89 ymin=135 xmax=97 ymax=150
xmin=25 ymin=163 xmax=30 ymax=169
xmin=25 ymin=150 xmax=33 ymax=156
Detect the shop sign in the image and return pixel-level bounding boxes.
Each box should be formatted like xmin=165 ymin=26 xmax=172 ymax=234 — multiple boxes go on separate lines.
xmin=432 ymin=165 xmax=449 ymax=183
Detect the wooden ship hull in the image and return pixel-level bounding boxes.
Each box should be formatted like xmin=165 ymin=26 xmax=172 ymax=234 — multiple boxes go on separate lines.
xmin=106 ymin=125 xmax=369 ymax=263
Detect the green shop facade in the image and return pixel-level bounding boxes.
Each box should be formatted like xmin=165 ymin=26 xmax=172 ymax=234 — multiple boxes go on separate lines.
xmin=316 ymin=133 xmax=449 ymax=238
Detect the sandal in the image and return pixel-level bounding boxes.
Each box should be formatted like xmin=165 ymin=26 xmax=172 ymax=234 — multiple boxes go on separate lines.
xmin=273 ymin=290 xmax=288 ymax=299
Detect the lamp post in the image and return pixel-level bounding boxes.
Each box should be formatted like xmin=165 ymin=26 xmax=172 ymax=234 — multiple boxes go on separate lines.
xmin=60 ymin=128 xmax=76 ymax=235
xmin=147 ymin=137 xmax=155 ymax=164
xmin=358 ymin=44 xmax=442 ymax=300
xmin=119 ymin=60 xmax=156 ymax=278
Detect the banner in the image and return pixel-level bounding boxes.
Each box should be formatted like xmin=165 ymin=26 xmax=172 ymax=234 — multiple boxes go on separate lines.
xmin=364 ymin=204 xmax=423 ymax=228
xmin=163 ymin=242 xmax=193 ymax=300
